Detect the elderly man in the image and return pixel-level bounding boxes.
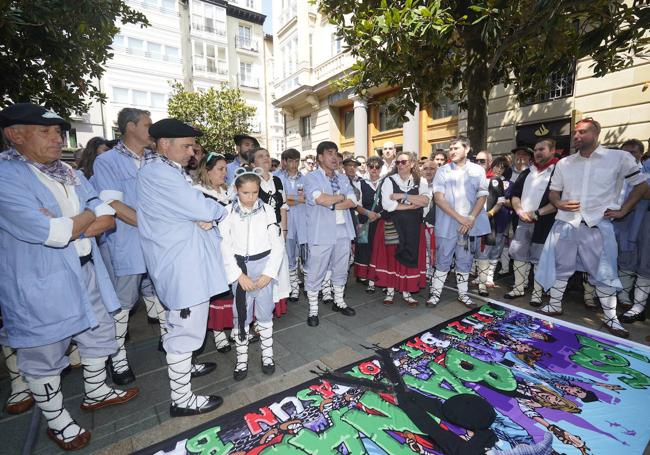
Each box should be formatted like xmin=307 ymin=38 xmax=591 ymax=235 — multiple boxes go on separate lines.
xmin=536 ymin=119 xmax=648 ymax=338
xmin=505 ymin=138 xmax=559 ymax=306
xmin=429 ymin=136 xmax=490 ymax=308
xmin=0 ymin=103 xmax=138 ymax=450
xmin=226 ymin=133 xmax=259 ymax=185
xmin=475 ymin=150 xmax=492 ymax=173
xmin=137 ymin=118 xmax=228 ymax=416
xmin=92 ymin=107 xmax=163 ymax=385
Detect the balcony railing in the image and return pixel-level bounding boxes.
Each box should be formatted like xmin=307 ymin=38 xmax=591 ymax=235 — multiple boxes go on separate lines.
xmin=249 ymin=122 xmax=262 ymax=134
xmin=126 ymin=0 xmax=177 ymax=15
xmin=314 ymin=53 xmax=353 ymax=81
xmin=113 ymin=45 xmax=181 ymax=63
xmin=191 ymin=22 xmax=226 ymax=37
xmin=238 ymin=74 xmax=260 ymax=88
xmin=235 ymin=36 xmax=259 ymax=52
xmin=194 ymin=61 xmax=228 ymax=75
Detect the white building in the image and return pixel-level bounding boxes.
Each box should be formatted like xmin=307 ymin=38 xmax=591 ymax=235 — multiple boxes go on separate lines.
xmin=72 ymin=0 xmax=270 ymax=153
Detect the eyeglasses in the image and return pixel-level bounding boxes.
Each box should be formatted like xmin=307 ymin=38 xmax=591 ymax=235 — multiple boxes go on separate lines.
xmin=476 ymin=159 xmax=487 ymax=164
xmin=395 ymin=160 xmax=409 ymax=166
xmin=368 ymin=164 xmax=381 ymax=170
xmin=305 ymin=161 xmax=315 ymax=166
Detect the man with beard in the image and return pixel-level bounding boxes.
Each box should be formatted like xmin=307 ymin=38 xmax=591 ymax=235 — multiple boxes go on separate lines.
xmin=226 ymin=133 xmax=259 ymax=185
xmin=536 ymin=118 xmax=648 ymax=338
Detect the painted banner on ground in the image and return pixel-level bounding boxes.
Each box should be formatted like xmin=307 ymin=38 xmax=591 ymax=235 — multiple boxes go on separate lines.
xmin=139 ymin=304 xmax=650 ymax=455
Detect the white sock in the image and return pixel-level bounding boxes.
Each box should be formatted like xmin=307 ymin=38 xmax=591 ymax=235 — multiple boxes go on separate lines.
xmin=487 ymin=260 xmax=498 ymax=285
xmin=531 ymin=280 xmax=544 ymax=303
xmin=546 ymin=278 xmax=568 ymax=311
xmin=111 ymin=309 xmax=130 ymax=373
xmin=307 ymin=291 xmax=319 ymax=317
xmin=257 ymin=321 xmax=274 ymax=366
xmin=27 ymin=375 xmax=85 ymax=442
xmin=167 ymin=353 xmax=208 ymax=409
xmin=456 ymin=272 xmax=471 ymax=297
xmin=428 ymin=270 xmax=447 ymax=305
xmin=232 ymin=329 xmax=250 ymax=372
xmin=477 ymin=260 xmax=490 ymax=292
xmin=289 ymin=268 xmax=299 ymax=297
xmin=2 ymin=345 xmax=31 ymax=405
xmin=596 ymin=286 xmax=626 ymax=332
xmin=67 ymin=343 xmax=81 ymax=368
xmin=82 ymin=357 xmax=126 ymax=403
xmin=333 ymin=285 xmax=347 ymax=308
xmin=511 ymin=261 xmax=530 ymax=295
xmin=213 ymin=330 xmax=229 ymax=350
xmin=143 ymin=295 xmax=158 ymax=319
xmin=624 ymin=276 xmax=650 ymax=316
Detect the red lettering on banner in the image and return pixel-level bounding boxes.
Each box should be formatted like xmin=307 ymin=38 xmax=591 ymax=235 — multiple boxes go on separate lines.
xmin=359 ymin=361 xmax=381 ymax=376
xmin=472 ymin=313 xmax=494 ymax=324
xmin=244 ymin=406 xmax=278 ymax=434
xmin=406 ymin=337 xmax=435 ymax=353
xmin=309 ymin=379 xmax=335 ymax=399
xmin=448 ymin=321 xmax=474 ymax=335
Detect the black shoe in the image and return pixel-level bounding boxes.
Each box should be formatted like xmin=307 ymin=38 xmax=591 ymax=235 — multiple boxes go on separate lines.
xmin=109 ymin=363 xmax=136 ymax=386
xmin=233 ymin=369 xmax=248 ymax=381
xmin=169 ymin=395 xmax=223 ymax=417
xmin=529 ymin=300 xmax=543 ymax=308
xmin=307 ymin=316 xmax=319 ymax=326
xmin=503 ymin=291 xmax=524 ymax=300
xmin=217 ymin=345 xmax=231 ymax=353
xmin=147 ymin=316 xmax=159 ymax=324
xmin=288 ymin=296 xmax=299 ymax=302
xmin=191 ymin=362 xmax=217 ymax=378
xmin=158 ymin=337 xmax=165 ymax=353
xmin=478 ymin=290 xmax=489 ymax=297
xmin=322 ymin=297 xmax=333 ymax=305
xmin=261 ymin=361 xmax=276 ymax=375
xmin=332 ymin=305 xmax=356 ymax=316
xmin=620 ymin=310 xmax=646 ymax=324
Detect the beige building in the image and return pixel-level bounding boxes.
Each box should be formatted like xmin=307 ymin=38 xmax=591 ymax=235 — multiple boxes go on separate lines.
xmin=272 ymin=2 xmax=650 ymax=158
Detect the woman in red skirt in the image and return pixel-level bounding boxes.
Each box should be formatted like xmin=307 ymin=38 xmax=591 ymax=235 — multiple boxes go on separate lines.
xmin=369 ymin=152 xmax=431 ymax=306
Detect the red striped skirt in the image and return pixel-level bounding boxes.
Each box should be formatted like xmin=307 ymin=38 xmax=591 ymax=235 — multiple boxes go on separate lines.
xmin=368 ymin=220 xmax=428 ymax=293
xmin=207 ymin=293 xmax=234 ymax=331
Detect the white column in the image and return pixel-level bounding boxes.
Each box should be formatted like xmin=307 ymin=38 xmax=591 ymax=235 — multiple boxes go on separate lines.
xmin=402 ymin=103 xmax=420 ymax=155
xmin=353 ymin=98 xmax=368 ymax=157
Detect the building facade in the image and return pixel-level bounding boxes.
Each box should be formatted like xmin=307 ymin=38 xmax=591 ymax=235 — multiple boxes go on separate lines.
xmin=272 ymin=2 xmax=650 ymax=158
xmin=71 ymin=0 xmax=269 ymax=153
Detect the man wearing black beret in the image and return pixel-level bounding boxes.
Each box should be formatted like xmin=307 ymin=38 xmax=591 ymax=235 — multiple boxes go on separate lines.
xmin=0 ymin=103 xmax=138 ymax=450
xmin=136 ymin=118 xmax=229 ymax=416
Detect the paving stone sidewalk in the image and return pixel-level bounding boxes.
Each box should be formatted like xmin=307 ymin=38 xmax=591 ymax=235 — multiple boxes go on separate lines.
xmin=1 ymin=272 xmax=649 ymax=455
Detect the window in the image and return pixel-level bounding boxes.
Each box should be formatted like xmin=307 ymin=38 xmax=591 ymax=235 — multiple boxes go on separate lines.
xmin=128 ymin=38 xmax=144 ymax=55
xmin=112 ymin=34 xmax=125 ymax=48
xmin=431 ymin=98 xmax=459 ymax=120
xmin=238 ymin=25 xmax=251 ymax=40
xmin=523 ymin=69 xmax=575 ymax=105
xmin=161 ymin=0 xmax=175 ymax=11
xmin=240 ymin=62 xmax=252 ymax=78
xmin=343 ymin=110 xmax=354 ymax=139
xmin=147 ymin=42 xmax=162 ymax=58
xmin=112 ymin=87 xmax=129 ymax=103
xmin=151 ymin=93 xmax=166 ymax=109
xmin=280 ymin=34 xmax=298 ymax=78
xmin=378 ymin=98 xmax=402 ymax=132
xmin=331 ymin=34 xmax=342 ymax=57
xmin=132 ymin=90 xmax=148 ymax=106
xmin=300 ymin=116 xmax=312 ymax=149
xmin=165 ymin=46 xmax=179 ymax=61
xmin=192 ymin=1 xmax=226 ymax=34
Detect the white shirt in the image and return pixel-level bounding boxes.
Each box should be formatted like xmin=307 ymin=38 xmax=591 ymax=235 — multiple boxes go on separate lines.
xmin=219 ymin=202 xmax=285 ymax=283
xmin=260 ymin=174 xmax=288 ymax=210
xmin=380 ymin=175 xmax=431 ymax=212
xmin=550 ymin=146 xmax=646 ymax=228
xmin=520 ymin=165 xmax=555 ymax=212
xmin=380 ymin=160 xmax=395 ymax=177
xmin=30 ymin=165 xmax=114 ymax=255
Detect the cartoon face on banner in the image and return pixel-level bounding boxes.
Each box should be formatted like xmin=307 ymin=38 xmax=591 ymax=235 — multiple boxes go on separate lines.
xmin=141 ymin=304 xmax=650 ymax=455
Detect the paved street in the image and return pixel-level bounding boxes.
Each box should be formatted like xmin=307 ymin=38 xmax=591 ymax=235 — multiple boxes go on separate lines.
xmin=2 ymin=272 xmax=649 ymax=455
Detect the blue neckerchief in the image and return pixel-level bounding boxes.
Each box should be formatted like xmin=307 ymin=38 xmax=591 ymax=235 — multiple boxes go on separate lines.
xmin=232 ymin=197 xmax=264 ymax=219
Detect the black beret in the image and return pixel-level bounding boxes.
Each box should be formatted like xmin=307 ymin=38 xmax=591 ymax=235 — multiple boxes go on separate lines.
xmin=149 ymin=118 xmax=203 ymax=139
xmin=442 ymin=394 xmax=496 ymax=431
xmin=234 ymin=133 xmax=260 ymax=147
xmin=342 ymin=157 xmax=360 ymax=166
xmin=511 ymin=146 xmax=534 ymax=156
xmin=0 ymin=103 xmax=71 ymax=130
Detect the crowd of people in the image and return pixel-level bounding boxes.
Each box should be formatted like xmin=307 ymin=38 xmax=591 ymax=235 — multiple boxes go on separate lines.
xmin=1 ymin=102 xmax=649 ymax=451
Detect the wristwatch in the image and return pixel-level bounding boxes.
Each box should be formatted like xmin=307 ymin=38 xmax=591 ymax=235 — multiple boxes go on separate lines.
xmin=533 ymin=210 xmax=540 ymax=220
xmin=330 ymin=204 xmax=336 ymax=211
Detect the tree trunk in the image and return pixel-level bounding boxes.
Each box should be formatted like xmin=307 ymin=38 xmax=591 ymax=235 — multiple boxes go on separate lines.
xmin=465 ymin=57 xmax=490 ymax=154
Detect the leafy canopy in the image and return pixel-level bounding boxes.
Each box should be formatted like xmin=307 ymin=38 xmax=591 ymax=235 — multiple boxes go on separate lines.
xmin=318 ymin=0 xmax=650 ymax=149
xmin=0 ymin=0 xmax=148 ymax=117
xmin=167 ymin=82 xmax=257 ymax=154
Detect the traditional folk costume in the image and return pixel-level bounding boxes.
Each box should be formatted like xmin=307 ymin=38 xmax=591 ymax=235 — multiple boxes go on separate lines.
xmin=422 ymin=178 xmax=437 ymax=282
xmin=259 ymin=172 xmax=291 ymax=317
xmin=368 ymin=175 xmax=430 ymax=306
xmin=193 ymin=183 xmax=235 ymax=353
xmin=505 ymin=159 xmax=558 ymax=306
xmin=536 ymin=146 xmax=647 ymax=338
xmin=618 ymin=160 xmax=650 ymax=323
xmin=92 ymin=140 xmax=163 ymax=384
xmin=137 ymin=119 xmax=227 ymax=416
xmin=429 ymin=162 xmax=490 ymax=308
xmin=220 ymin=197 xmax=286 ymax=380
xmin=276 ymin=169 xmax=308 ymax=301
xmin=475 ymin=176 xmax=510 ymax=297
xmin=303 ymin=168 xmax=358 ymax=326
xmin=0 ymin=115 xmax=138 ymax=450
xmin=354 ymin=177 xmax=382 ymax=292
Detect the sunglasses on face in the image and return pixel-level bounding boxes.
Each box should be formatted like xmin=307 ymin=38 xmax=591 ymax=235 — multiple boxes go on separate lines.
xmin=368 ymin=164 xmax=381 ymax=170
xmin=476 ymin=159 xmax=487 ymax=164
xmin=305 ymin=161 xmax=315 ymax=166
xmin=395 ymin=160 xmax=410 ymax=166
